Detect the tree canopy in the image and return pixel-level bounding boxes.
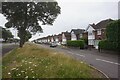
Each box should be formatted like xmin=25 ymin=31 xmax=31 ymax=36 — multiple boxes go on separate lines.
xmin=99 ymin=19 xmax=120 ymax=51
xmin=1 ymin=27 xmax=14 ymax=42
xmin=2 ymin=2 xmax=61 ymax=47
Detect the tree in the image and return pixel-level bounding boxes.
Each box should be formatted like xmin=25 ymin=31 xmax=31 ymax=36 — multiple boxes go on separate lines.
xmin=2 ymin=28 xmax=14 ymax=42
xmin=18 ymin=30 xmax=32 ymax=42
xmin=99 ymin=19 xmax=120 ymax=51
xmin=106 ymin=19 xmax=120 ymax=51
xmin=2 ymin=2 xmax=61 ymax=47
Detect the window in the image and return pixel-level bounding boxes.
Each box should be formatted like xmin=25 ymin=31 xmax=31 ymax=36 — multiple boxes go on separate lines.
xmin=80 ymin=34 xmax=83 ymax=38
xmin=88 ymin=31 xmax=93 ymax=36
xmin=97 ymin=29 xmax=101 ymax=35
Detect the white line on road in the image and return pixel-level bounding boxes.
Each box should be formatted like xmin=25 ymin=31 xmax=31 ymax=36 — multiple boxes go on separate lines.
xmin=76 ymin=54 xmax=85 ymax=57
xmin=67 ymin=51 xmax=85 ymax=57
xmin=96 ymin=58 xmax=120 ymax=65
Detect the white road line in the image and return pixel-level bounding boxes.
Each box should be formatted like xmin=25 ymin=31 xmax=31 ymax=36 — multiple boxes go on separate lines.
xmin=76 ymin=54 xmax=85 ymax=57
xmin=96 ymin=58 xmax=120 ymax=65
xmin=67 ymin=51 xmax=85 ymax=57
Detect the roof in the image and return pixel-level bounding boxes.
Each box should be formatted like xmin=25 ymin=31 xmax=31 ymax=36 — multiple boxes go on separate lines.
xmin=71 ymin=29 xmax=85 ymax=34
xmin=62 ymin=31 xmax=71 ymax=40
xmin=91 ymin=19 xmax=114 ymax=29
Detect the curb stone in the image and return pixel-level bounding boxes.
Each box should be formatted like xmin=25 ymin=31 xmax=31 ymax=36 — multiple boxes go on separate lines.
xmin=88 ymin=63 xmax=110 ymax=79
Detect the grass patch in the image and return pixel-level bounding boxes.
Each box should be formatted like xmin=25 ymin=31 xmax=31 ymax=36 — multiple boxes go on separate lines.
xmin=2 ymin=43 xmax=105 ymax=78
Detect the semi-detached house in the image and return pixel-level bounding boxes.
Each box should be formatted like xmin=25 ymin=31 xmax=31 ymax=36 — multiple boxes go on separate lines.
xmin=86 ymin=19 xmax=113 ymax=49
xmin=70 ymin=29 xmax=85 ymax=40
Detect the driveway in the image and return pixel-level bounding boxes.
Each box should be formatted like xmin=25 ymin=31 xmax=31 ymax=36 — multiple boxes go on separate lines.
xmin=36 ymin=44 xmax=119 ymax=79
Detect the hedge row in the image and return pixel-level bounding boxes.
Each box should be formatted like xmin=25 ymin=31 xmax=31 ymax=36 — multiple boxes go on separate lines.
xmin=67 ymin=40 xmax=85 ymax=49
xmin=98 ymin=40 xmax=118 ymax=51
xmin=98 ymin=20 xmax=120 ymax=51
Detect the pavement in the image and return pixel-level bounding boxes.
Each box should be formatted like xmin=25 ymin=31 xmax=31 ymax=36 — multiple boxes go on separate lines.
xmin=1 ymin=43 xmax=19 ymax=56
xmin=36 ymin=43 xmax=119 ymax=79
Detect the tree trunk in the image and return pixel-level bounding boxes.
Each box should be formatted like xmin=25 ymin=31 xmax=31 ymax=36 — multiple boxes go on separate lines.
xmin=19 ymin=28 xmax=26 ymax=48
xmin=19 ymin=3 xmax=27 ymax=48
xmin=19 ymin=38 xmax=24 ymax=47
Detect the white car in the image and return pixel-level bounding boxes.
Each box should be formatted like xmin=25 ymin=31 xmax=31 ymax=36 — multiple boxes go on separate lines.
xmin=50 ymin=42 xmax=57 ymax=47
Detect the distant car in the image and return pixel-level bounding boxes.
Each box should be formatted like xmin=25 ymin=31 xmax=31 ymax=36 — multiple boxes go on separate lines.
xmin=50 ymin=42 xmax=57 ymax=47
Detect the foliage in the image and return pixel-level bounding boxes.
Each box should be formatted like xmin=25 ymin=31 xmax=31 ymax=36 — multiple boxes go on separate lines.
xmin=67 ymin=40 xmax=85 ymax=49
xmin=18 ymin=30 xmax=32 ymax=42
xmin=99 ymin=19 xmax=120 ymax=51
xmin=2 ymin=2 xmax=61 ymax=47
xmin=106 ymin=20 xmax=119 ymax=43
xmin=80 ymin=38 xmax=88 ymax=45
xmin=2 ymin=27 xmax=14 ymax=42
xmin=98 ymin=40 xmax=117 ymax=51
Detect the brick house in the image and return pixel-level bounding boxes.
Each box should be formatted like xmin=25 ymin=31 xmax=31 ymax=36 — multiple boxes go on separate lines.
xmin=57 ymin=33 xmax=62 ymax=44
xmin=61 ymin=31 xmax=71 ymax=44
xmin=86 ymin=19 xmax=114 ymax=49
xmin=70 ymin=29 xmax=85 ymax=40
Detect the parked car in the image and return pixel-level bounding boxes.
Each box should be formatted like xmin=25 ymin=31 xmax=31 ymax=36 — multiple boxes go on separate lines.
xmin=50 ymin=42 xmax=57 ymax=47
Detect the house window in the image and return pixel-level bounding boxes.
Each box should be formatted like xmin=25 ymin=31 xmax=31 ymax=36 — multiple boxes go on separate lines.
xmin=80 ymin=34 xmax=83 ymax=38
xmin=97 ymin=29 xmax=101 ymax=35
xmin=88 ymin=31 xmax=93 ymax=36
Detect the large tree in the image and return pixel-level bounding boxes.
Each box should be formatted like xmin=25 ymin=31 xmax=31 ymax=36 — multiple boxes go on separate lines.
xmin=2 ymin=2 xmax=61 ymax=47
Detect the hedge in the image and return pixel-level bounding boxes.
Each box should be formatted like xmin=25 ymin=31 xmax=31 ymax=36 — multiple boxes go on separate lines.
xmin=106 ymin=20 xmax=120 ymax=43
xmin=98 ymin=40 xmax=118 ymax=51
xmin=67 ymin=40 xmax=85 ymax=49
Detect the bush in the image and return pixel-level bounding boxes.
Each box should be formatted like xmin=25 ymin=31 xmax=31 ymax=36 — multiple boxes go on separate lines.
xmin=98 ymin=40 xmax=118 ymax=51
xmin=67 ymin=40 xmax=85 ymax=49
xmin=80 ymin=38 xmax=88 ymax=45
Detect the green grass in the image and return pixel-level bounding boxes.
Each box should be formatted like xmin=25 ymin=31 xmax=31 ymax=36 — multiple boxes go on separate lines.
xmin=2 ymin=43 xmax=105 ymax=78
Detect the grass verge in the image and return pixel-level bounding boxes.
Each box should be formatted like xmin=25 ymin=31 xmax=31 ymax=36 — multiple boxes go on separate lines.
xmin=2 ymin=43 xmax=106 ymax=78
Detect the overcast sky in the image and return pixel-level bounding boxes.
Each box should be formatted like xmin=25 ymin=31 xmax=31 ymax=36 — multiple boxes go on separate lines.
xmin=0 ymin=0 xmax=119 ymax=41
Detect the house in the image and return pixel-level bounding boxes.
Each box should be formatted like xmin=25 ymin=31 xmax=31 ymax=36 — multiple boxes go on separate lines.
xmin=54 ymin=35 xmax=59 ymax=43
xmin=50 ymin=35 xmax=54 ymax=43
xmin=47 ymin=35 xmax=52 ymax=43
xmin=61 ymin=31 xmax=71 ymax=44
xmin=86 ymin=19 xmax=114 ymax=49
xmin=57 ymin=33 xmax=62 ymax=44
xmin=70 ymin=29 xmax=85 ymax=40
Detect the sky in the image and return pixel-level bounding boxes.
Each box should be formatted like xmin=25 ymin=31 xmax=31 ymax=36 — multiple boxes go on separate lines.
xmin=0 ymin=0 xmax=119 ymax=41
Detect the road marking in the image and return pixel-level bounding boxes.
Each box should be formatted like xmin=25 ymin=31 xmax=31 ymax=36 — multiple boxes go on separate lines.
xmin=76 ymin=54 xmax=85 ymax=57
xmin=96 ymin=58 xmax=120 ymax=65
xmin=67 ymin=51 xmax=85 ymax=57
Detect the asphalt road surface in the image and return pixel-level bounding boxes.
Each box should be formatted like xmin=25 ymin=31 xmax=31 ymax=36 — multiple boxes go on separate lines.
xmin=36 ymin=43 xmax=119 ymax=79
xmin=1 ymin=43 xmax=19 ymax=56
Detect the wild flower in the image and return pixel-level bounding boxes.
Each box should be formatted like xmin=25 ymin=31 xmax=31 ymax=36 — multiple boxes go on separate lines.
xmin=11 ymin=68 xmax=16 ymax=70
xmin=32 ymin=71 xmax=34 ymax=73
xmin=29 ymin=62 xmax=32 ymax=64
xmin=81 ymin=61 xmax=83 ymax=63
xmin=32 ymin=76 xmax=35 ymax=78
xmin=22 ymin=60 xmax=25 ymax=63
xmin=21 ymin=71 xmax=25 ymax=73
xmin=16 ymin=68 xmax=19 ymax=71
xmin=8 ymin=72 xmax=11 ymax=75
xmin=18 ymin=74 xmax=21 ymax=76
xmin=45 ymin=66 xmax=48 ymax=68
xmin=25 ymin=76 xmax=28 ymax=78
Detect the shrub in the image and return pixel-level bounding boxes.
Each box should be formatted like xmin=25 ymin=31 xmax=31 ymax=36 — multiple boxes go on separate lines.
xmin=98 ymin=40 xmax=117 ymax=51
xmin=98 ymin=20 xmax=120 ymax=52
xmin=67 ymin=40 xmax=85 ymax=49
xmin=80 ymin=38 xmax=88 ymax=45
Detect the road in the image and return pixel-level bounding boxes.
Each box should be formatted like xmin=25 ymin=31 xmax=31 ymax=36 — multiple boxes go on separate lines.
xmin=36 ymin=44 xmax=119 ymax=79
xmin=1 ymin=43 xmax=19 ymax=56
